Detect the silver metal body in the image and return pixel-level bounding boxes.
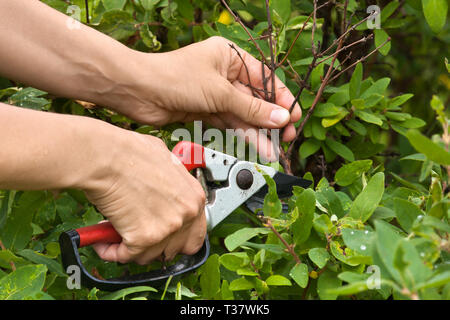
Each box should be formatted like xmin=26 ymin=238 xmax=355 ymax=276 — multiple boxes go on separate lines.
xmin=202 ymin=148 xmax=276 ymax=231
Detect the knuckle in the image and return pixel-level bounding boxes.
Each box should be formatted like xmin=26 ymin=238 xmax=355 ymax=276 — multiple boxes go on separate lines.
xmin=167 ymin=216 xmax=183 ymax=234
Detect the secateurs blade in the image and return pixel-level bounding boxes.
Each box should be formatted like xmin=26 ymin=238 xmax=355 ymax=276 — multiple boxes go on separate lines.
xmin=59 ymin=141 xmax=312 ymax=291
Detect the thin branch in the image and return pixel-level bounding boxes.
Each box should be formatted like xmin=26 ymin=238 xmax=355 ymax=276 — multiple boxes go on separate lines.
xmin=286 ymin=0 xmax=349 ymax=158
xmin=228 ymin=43 xmax=258 ymax=97
xmin=277 ymin=1 xmax=332 ymax=68
xmin=319 ymin=12 xmax=375 ymax=58
xmin=265 ymin=0 xmax=276 ymax=103
xmin=264 ymin=218 xmax=301 ymax=264
xmin=315 ymin=34 xmax=373 ymax=67
xmin=329 ymin=37 xmax=391 ymax=82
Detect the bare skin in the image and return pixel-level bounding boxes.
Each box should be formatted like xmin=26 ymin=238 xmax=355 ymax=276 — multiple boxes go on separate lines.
xmin=0 ymin=0 xmax=302 ymax=264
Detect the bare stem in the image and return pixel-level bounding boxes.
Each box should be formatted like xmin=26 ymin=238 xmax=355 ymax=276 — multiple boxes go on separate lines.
xmin=277 ymin=1 xmax=332 ymax=68
xmin=228 ymin=43 xmax=257 ymax=97
xmin=329 ymin=37 xmax=391 ymax=82
xmin=265 ymin=0 xmax=277 ymax=103
xmin=264 ymin=218 xmax=301 ymax=264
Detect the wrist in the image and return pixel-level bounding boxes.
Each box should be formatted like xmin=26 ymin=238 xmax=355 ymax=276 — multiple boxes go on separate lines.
xmin=66 ymin=116 xmax=121 ymax=193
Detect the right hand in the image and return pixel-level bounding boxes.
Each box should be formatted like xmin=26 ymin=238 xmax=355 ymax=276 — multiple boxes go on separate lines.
xmin=84 ymin=129 xmax=206 ymax=265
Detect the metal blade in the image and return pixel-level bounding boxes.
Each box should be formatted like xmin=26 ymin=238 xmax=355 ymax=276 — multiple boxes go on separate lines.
xmin=252 ymin=172 xmax=312 ymax=200
xmin=244 ymin=173 xmax=312 ymax=214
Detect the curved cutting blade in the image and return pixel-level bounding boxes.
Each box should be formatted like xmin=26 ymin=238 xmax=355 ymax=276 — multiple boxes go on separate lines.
xmin=253 ymin=172 xmax=312 ymax=199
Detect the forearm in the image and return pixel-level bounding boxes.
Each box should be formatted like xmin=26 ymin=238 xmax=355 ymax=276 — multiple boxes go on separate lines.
xmin=0 ymin=102 xmax=114 ymax=192
xmin=0 ymin=0 xmax=144 ymax=113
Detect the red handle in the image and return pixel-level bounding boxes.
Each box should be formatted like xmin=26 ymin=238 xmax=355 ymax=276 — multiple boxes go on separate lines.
xmin=172 ymin=141 xmax=205 ymax=171
xmin=75 ymin=141 xmax=205 ymax=247
xmin=76 ymin=222 xmax=122 ymax=247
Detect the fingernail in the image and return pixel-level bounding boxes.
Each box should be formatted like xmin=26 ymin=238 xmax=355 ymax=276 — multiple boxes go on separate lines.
xmin=270 ymin=109 xmax=290 ymax=125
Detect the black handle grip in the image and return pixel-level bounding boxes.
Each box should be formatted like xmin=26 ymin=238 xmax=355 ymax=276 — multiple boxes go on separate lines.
xmin=59 ymin=230 xmax=210 ymax=291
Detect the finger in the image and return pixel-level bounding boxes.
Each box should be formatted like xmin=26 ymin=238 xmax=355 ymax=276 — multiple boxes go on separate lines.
xmin=164 ymin=213 xmax=207 ymax=261
xmin=224 ymin=80 xmax=291 ymax=129
xmin=92 ymin=242 xmax=132 ymax=264
xmin=218 ymin=113 xmax=279 ymax=162
xmin=282 ymin=123 xmax=297 ymax=142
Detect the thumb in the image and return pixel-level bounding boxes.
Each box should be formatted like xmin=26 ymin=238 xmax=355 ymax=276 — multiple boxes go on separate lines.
xmin=226 ymin=84 xmax=291 ymax=128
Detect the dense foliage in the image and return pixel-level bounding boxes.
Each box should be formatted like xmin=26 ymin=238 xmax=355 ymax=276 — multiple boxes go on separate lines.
xmin=0 ymin=0 xmax=448 ymax=300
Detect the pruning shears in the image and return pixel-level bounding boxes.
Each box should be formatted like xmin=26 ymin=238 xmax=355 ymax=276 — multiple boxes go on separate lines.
xmin=59 ymin=141 xmax=311 ymax=291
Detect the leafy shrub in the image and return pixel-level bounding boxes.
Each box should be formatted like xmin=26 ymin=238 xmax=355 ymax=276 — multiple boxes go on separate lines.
xmin=0 ymin=0 xmax=448 ymax=300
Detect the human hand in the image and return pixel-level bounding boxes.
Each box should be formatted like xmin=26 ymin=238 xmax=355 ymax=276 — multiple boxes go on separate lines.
xmin=85 ymin=129 xmax=206 ymax=264
xmin=112 ymin=37 xmax=302 ymax=160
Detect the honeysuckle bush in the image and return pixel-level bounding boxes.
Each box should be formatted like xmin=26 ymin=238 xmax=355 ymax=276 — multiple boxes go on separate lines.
xmin=0 ymin=0 xmax=448 ymax=300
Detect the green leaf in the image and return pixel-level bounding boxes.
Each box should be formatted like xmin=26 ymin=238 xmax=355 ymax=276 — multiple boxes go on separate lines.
xmin=140 ymin=0 xmax=161 ymax=11
xmin=393 ymin=198 xmax=424 ymax=232
xmin=416 ymin=271 xmax=450 ymax=290
xmin=224 ymin=228 xmax=271 ymax=251
xmin=345 ymin=119 xmax=367 ymax=135
xmin=381 ymin=1 xmax=400 ymax=22
xmin=326 ymin=281 xmax=369 ymax=296
xmin=270 ymin=0 xmax=291 ymax=23
xmin=0 ymin=265 xmax=47 ymax=300
xmin=174 ymin=0 xmax=194 ymax=20
xmin=262 ymin=174 xmax=282 ymax=218
xmin=229 ymin=277 xmax=254 ymax=291
xmin=102 ymin=0 xmax=126 ymax=11
xmin=313 ymin=103 xmax=341 ymax=117
xmin=9 ymin=88 xmax=50 ymax=110
xmin=349 ymin=172 xmax=385 ymax=222
xmin=308 ymin=248 xmax=330 ymax=269
xmin=422 ymin=0 xmax=448 ymax=33
xmin=317 ymin=270 xmax=341 ymax=300
xmin=17 ymin=249 xmax=65 ymax=277
xmin=299 ymin=139 xmax=320 ymax=159
xmin=334 ymin=160 xmax=373 ymax=187
xmin=265 ymin=275 xmax=292 ymax=286
xmin=374 ymin=29 xmax=391 ymax=56
xmin=200 ymin=254 xmax=221 ymax=299
xmin=140 ymin=24 xmax=162 ymax=51
xmin=373 ymin=220 xmax=402 ymax=282
xmin=406 ymin=129 xmax=450 ymax=165
xmin=102 ymin=286 xmax=157 ymax=300
xmin=388 ymin=93 xmax=414 ymax=108
xmin=355 ymin=110 xmax=383 ymax=126
xmin=349 ymin=63 xmax=363 ymax=100
xmin=292 ymin=189 xmax=316 ymax=245
xmin=342 ymin=228 xmax=374 ymax=256
xmin=1 ymin=191 xmax=47 ymax=251
xmin=360 ymin=78 xmax=391 ymax=99
xmin=289 ymin=263 xmax=309 ymax=288
xmin=220 ymin=252 xmax=249 ymax=272
xmin=325 ymin=139 xmax=355 ymax=162
xmin=0 ymin=250 xmax=28 ymax=270
xmin=96 ymin=10 xmax=136 ymax=41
